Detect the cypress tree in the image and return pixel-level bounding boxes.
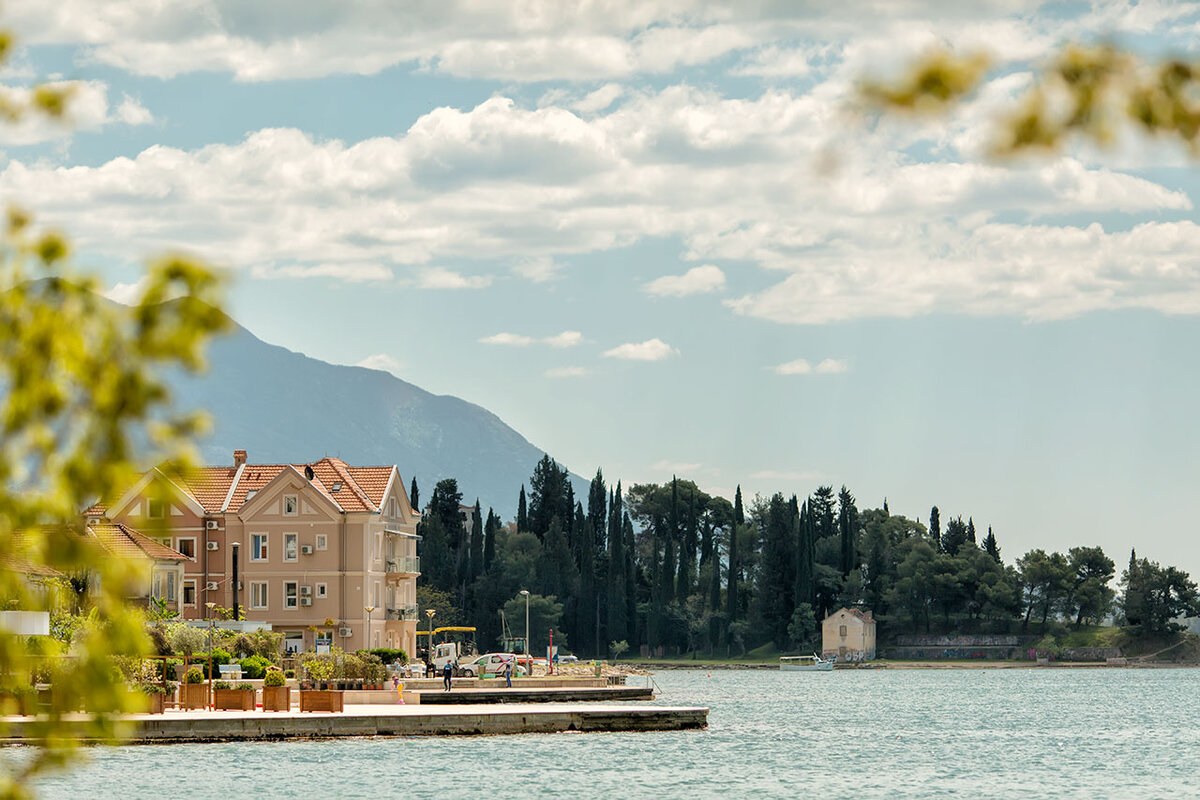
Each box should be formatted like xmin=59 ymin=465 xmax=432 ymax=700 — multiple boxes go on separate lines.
xmin=574 ymin=501 xmax=595 ymax=657
xmin=517 ymin=485 xmax=528 ymax=532
xmin=967 ymin=517 xmax=977 ymax=546
xmin=483 ymin=508 xmax=499 ymax=571
xmin=726 ymin=485 xmax=742 ymax=634
xmin=795 ymin=500 xmax=814 ymax=609
xmin=588 ymin=468 xmax=607 ymax=554
xmin=982 ymin=526 xmax=1001 ymax=563
xmin=606 ymin=484 xmax=628 ymax=644
xmin=929 ymin=506 xmax=941 ymax=552
xmin=837 ymin=485 xmax=858 ymax=576
xmin=623 ymin=510 xmax=636 ymax=649
xmin=762 ymin=493 xmax=796 ymax=648
xmin=409 ymin=476 xmax=419 ymax=512
xmin=707 ymin=530 xmax=722 ymax=650
xmin=468 ymin=500 xmax=483 ymax=581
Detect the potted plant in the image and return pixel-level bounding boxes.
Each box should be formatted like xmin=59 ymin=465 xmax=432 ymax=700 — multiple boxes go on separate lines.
xmin=262 ymin=668 xmax=290 ymax=712
xmin=140 ymin=682 xmax=173 ymax=714
xmin=213 ymin=680 xmax=255 ymax=711
xmin=181 ymin=666 xmax=209 ymax=709
xmin=299 ymin=658 xmax=344 ymax=712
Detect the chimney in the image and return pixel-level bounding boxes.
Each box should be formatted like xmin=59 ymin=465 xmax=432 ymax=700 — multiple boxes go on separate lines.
xmin=234 ymin=449 xmax=247 ymax=467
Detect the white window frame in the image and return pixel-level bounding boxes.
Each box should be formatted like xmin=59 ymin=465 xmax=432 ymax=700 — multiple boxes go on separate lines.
xmin=283 ymin=532 xmax=298 ymax=562
xmin=251 ymin=532 xmax=268 ymax=562
xmin=250 ymin=581 xmax=269 ymax=610
xmin=283 ymin=581 xmax=298 ymax=610
xmin=176 ymin=537 xmax=197 ymax=561
xmin=283 ymin=495 xmax=298 ymax=516
xmin=316 ymin=534 xmax=328 ymax=550
xmin=182 ymin=579 xmax=196 ymax=607
xmin=315 ymin=582 xmax=328 ymax=599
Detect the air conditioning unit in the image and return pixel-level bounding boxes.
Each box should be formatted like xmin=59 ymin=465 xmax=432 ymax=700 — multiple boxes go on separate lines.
xmin=300 ymin=544 xmax=314 ymax=555
xmin=207 ymin=541 xmax=220 ymax=551
xmin=338 ymin=627 xmax=353 ymax=638
xmin=205 ymin=581 xmax=219 ymax=591
xmin=236 ymin=581 xmax=243 ymax=591
xmin=299 ymin=585 xmax=312 ymax=596
xmin=299 ymin=597 xmax=313 ymax=607
xmin=206 ymin=520 xmax=219 ymax=529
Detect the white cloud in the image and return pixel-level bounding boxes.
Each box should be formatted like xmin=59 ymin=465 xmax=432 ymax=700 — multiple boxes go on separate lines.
xmin=102 ymin=276 xmax=149 ymax=306
xmin=644 ymin=264 xmax=726 ymax=297
xmin=0 ymin=80 xmax=126 ymax=145
xmin=773 ymin=358 xmax=812 ymax=375
xmin=545 ymin=366 xmax=590 ymax=378
xmin=572 ymin=83 xmax=624 ymax=113
xmin=480 ymin=332 xmax=535 ymax=346
xmin=115 ymin=93 xmax=153 ymax=125
xmin=603 ymin=338 xmax=678 ymax=361
xmin=481 ymin=331 xmax=581 ymax=348
xmin=749 ymin=469 xmax=821 ymax=482
xmin=815 ymin=358 xmax=848 ymax=374
xmin=512 ymin=256 xmax=562 ymax=283
xmin=355 ymin=353 xmax=403 ymax=376
xmin=416 ymin=267 xmax=491 ymax=290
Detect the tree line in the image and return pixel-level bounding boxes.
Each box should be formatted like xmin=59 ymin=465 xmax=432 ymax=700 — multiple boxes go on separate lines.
xmin=413 ymin=456 xmax=1200 ymax=658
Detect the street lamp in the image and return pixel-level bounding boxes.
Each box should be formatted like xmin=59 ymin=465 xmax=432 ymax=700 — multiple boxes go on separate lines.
xmin=425 ymin=608 xmax=436 ymax=669
xmin=519 ymin=589 xmax=530 ymax=670
xmin=205 ymin=601 xmax=216 ymax=709
xmin=364 ymin=605 xmax=375 ymax=650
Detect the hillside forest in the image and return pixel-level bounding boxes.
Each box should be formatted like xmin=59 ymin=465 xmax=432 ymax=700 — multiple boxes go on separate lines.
xmin=415 ymin=456 xmax=1200 ymax=659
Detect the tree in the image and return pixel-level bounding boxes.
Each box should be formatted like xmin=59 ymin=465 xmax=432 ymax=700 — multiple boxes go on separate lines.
xmin=1121 ymin=556 xmax=1199 ymax=634
xmin=517 ymin=485 xmax=528 ymax=532
xmin=982 ymin=527 xmax=1001 ymax=563
xmin=942 ymin=516 xmax=970 ymax=556
xmin=409 ymin=476 xmax=419 ymax=512
xmin=502 ymin=593 xmax=565 ymax=653
xmin=528 ymin=455 xmax=570 ymax=539
xmin=1065 ymin=546 xmax=1115 ymax=627
xmin=0 ymin=83 xmax=227 ymax=790
xmin=788 ymin=603 xmax=818 ymax=651
xmin=468 ymin=500 xmax=483 ymax=582
xmin=760 ymin=493 xmax=796 ymax=648
xmin=1016 ymin=549 xmax=1070 ymax=631
xmin=837 ymin=486 xmax=858 ymax=576
xmin=483 ymin=508 xmax=500 ymax=572
xmin=929 ymin=506 xmax=941 ymax=552
xmin=725 ymin=485 xmax=742 ymax=640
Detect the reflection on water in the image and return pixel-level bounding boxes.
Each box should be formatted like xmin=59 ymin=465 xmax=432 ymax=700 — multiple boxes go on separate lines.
xmin=33 ymin=668 xmax=1200 ymax=799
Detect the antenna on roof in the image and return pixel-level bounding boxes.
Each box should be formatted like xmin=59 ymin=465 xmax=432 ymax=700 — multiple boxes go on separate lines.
xmin=304 ymin=465 xmax=315 ymax=481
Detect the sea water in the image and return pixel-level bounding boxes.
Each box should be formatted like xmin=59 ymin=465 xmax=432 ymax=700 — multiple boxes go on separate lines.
xmin=30 ymin=667 xmax=1200 ymax=798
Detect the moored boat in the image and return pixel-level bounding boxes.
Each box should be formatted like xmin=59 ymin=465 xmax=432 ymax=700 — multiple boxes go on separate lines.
xmin=780 ymin=654 xmax=834 ymax=672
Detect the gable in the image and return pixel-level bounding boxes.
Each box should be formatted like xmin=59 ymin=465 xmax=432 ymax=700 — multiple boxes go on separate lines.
xmin=107 ymin=469 xmax=206 ymax=520
xmin=237 ymin=465 xmax=343 ymax=521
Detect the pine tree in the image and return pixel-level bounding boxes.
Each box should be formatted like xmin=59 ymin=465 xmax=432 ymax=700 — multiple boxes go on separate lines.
xmin=929 ymin=505 xmax=941 ymax=552
xmin=967 ymin=517 xmax=977 ymax=546
xmin=883 ymin=496 xmax=889 ymax=515
xmin=943 ymin=515 xmax=969 ymax=556
xmin=838 ymin=485 xmax=858 ymax=576
xmin=409 ymin=476 xmax=419 ymax=512
xmin=982 ymin=526 xmax=1001 ymax=563
xmin=517 ymin=485 xmax=528 ymax=532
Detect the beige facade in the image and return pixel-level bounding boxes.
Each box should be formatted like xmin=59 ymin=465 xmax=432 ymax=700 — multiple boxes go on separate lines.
xmin=821 ymin=607 xmax=877 ymax=661
xmin=87 ymin=450 xmax=421 ymax=659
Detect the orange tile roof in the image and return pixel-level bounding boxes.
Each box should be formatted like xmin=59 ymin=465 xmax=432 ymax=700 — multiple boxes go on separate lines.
xmin=347 ymin=467 xmax=395 ymax=509
xmin=187 ymin=466 xmax=239 ymax=513
xmin=88 ymin=522 xmax=189 ymax=562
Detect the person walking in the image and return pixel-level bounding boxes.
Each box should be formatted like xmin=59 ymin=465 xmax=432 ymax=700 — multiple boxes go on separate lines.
xmin=503 ymin=658 xmax=513 ymax=688
xmin=442 ymin=660 xmax=453 ymax=692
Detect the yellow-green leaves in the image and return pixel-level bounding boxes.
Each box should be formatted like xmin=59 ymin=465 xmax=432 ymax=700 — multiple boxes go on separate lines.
xmin=860 ymin=44 xmax=1200 ymax=157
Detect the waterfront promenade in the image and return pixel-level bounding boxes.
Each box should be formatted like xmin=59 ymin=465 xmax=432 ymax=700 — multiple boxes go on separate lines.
xmin=1 ymin=702 xmax=707 ymax=743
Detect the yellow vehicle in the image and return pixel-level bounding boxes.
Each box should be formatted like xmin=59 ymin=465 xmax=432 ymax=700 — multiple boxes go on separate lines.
xmin=425 ymin=626 xmax=479 ymax=676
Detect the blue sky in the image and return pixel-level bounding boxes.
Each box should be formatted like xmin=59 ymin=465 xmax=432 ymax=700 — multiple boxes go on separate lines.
xmin=3 ymin=1 xmax=1199 ymax=576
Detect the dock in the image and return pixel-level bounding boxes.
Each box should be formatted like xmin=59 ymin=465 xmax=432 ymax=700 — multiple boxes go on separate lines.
xmin=0 ymin=703 xmax=708 ymax=743
xmin=415 ymin=685 xmax=653 ymax=704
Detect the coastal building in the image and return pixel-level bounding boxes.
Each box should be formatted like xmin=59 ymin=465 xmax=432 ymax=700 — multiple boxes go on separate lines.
xmin=84 ymin=450 xmax=421 ymax=658
xmin=822 ymin=607 xmax=877 ymax=661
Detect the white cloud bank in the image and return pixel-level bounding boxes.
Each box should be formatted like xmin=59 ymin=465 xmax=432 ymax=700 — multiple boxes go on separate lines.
xmin=644 ymin=264 xmax=726 ymax=297
xmin=355 ymin=353 xmax=403 ymax=375
xmin=603 ymin=338 xmax=678 ymax=361
xmin=0 ymin=80 xmax=153 ymax=145
xmin=773 ymin=358 xmax=848 ymax=375
xmin=481 ymin=331 xmax=582 ymax=347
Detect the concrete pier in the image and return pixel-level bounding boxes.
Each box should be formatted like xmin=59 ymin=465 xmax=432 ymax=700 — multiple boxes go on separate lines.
xmin=0 ymin=703 xmax=707 ymax=743
xmin=415 ymin=685 xmax=653 ymax=704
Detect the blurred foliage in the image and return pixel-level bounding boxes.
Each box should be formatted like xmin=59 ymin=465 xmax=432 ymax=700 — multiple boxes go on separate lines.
xmin=0 ymin=24 xmax=226 ymax=798
xmin=860 ymin=44 xmax=1200 ymax=156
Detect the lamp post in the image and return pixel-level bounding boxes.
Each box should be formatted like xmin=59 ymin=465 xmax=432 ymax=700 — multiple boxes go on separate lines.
xmin=364 ymin=605 xmax=375 ymax=650
xmin=425 ymin=608 xmax=436 ymax=671
xmin=519 ymin=589 xmax=530 ymax=672
xmin=205 ymin=602 xmax=216 ymax=710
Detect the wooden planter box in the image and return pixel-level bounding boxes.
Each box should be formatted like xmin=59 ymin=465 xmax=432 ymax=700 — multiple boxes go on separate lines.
xmin=181 ymin=684 xmax=210 ymax=709
xmin=145 ymin=693 xmax=167 ymax=714
xmin=214 ymin=688 xmax=256 ymax=711
xmin=262 ymin=685 xmax=291 ymax=712
xmin=299 ymin=690 xmax=344 ymax=713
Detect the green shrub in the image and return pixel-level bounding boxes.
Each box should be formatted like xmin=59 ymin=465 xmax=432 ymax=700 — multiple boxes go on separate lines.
xmin=367 ymin=648 xmax=407 ymax=665
xmin=213 ymin=680 xmax=232 ymax=690
xmin=284 ymin=669 xmax=295 ymax=679
xmin=183 ymin=667 xmax=204 ymax=685
xmin=263 ymin=669 xmax=285 ymax=687
xmin=235 ymin=683 xmax=253 ymax=691
xmin=239 ymin=655 xmax=270 ymax=679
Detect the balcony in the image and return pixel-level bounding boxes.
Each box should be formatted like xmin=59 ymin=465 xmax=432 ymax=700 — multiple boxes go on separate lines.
xmin=385 ymin=603 xmax=419 ymax=621
xmin=385 ymin=556 xmax=420 ymax=576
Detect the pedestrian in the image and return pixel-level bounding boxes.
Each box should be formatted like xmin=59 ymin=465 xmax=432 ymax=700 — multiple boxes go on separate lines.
xmin=442 ymin=660 xmax=453 ymax=691
xmin=503 ymin=658 xmax=513 ymax=688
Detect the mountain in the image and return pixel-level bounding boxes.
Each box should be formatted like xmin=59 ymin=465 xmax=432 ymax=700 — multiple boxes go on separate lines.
xmin=168 ymin=315 xmax=577 ymax=520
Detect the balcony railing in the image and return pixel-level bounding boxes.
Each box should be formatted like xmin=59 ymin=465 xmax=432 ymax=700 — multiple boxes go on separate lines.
xmin=385 ymin=603 xmax=419 ymax=621
xmin=385 ymin=556 xmax=420 ymax=575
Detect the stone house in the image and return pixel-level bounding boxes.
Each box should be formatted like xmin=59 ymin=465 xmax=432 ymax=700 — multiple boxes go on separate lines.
xmin=822 ymin=607 xmax=877 ymax=661
xmin=85 ymin=450 xmax=421 ymax=658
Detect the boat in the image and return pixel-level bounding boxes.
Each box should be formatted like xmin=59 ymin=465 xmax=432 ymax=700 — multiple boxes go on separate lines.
xmin=779 ymin=654 xmax=834 ymax=672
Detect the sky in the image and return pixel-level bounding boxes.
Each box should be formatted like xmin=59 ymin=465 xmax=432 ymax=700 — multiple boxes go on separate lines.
xmin=2 ymin=1 xmax=1199 ymax=578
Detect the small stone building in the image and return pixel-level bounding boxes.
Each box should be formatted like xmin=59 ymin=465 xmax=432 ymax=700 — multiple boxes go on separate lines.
xmin=822 ymin=607 xmax=876 ymax=662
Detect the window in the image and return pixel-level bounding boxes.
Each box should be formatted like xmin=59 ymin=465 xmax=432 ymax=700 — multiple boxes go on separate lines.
xmin=373 ymin=581 xmax=381 ymax=609
xmin=315 ymin=583 xmax=328 ymax=599
xmin=176 ymin=537 xmax=196 ymax=560
xmin=283 ymin=532 xmax=298 ymax=562
xmin=250 ymin=581 xmax=269 ymax=610
xmin=331 ymin=481 xmax=343 ymax=492
xmin=147 ymin=499 xmax=165 ymax=518
xmin=182 ymin=580 xmax=196 ymax=606
xmin=316 ymin=534 xmax=328 ymax=551
xmin=839 ymin=625 xmax=847 ymax=638
xmin=283 ymin=495 xmax=298 ymax=515
xmin=251 ymin=533 xmax=268 ymax=561
xmin=373 ymin=533 xmax=381 ymax=561
xmin=283 ymin=581 xmax=298 ymax=610
xmin=152 ymin=571 xmax=177 ymax=603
